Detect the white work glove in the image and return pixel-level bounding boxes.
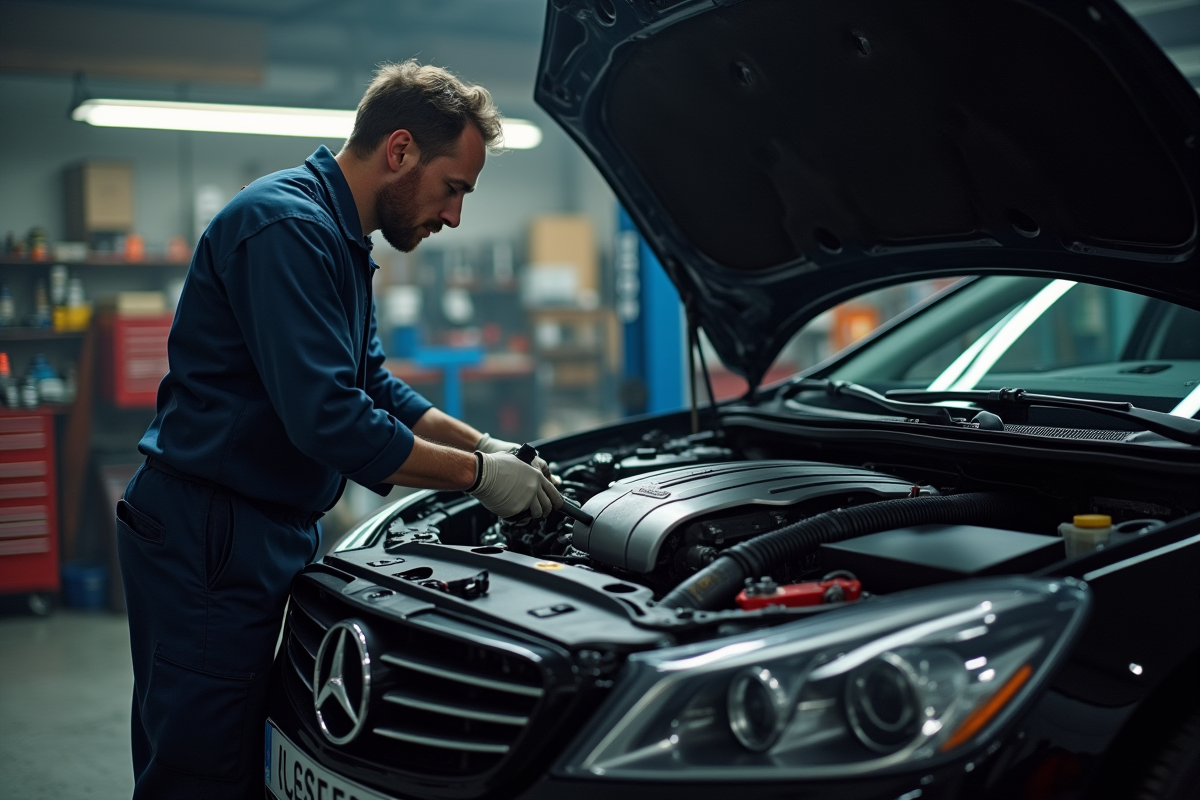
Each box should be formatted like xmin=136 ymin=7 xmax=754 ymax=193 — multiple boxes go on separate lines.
xmin=469 ymin=451 xmax=563 ymax=519
xmin=475 ymin=433 xmax=558 ymax=484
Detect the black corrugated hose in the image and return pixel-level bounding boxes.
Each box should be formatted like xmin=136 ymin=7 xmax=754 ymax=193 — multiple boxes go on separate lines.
xmin=657 ymin=492 xmax=1050 ymax=611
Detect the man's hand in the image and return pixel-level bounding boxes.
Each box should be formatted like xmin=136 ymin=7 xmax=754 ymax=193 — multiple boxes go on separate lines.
xmin=470 ymin=452 xmax=563 ymax=518
xmin=476 ymin=433 xmax=558 ymax=484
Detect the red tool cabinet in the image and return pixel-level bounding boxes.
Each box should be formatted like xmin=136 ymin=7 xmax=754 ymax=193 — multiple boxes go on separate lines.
xmin=98 ymin=311 xmax=173 ymax=408
xmin=0 ymin=409 xmax=59 ymax=595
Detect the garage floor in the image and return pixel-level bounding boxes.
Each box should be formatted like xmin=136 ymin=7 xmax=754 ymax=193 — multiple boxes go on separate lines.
xmin=0 ymin=611 xmax=135 ymax=800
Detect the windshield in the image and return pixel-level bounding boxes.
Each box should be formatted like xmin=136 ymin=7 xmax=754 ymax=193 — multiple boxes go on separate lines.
xmin=805 ymin=276 xmax=1200 ymax=417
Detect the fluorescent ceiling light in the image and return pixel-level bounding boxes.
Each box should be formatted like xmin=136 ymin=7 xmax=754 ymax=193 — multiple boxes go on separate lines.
xmin=72 ymin=98 xmax=542 ymax=148
xmin=73 ymin=99 xmax=354 ymax=137
xmin=500 ymin=119 xmax=543 ymax=149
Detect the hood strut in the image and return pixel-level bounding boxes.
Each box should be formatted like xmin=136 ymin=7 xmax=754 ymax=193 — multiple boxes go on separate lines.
xmin=686 ymin=298 xmax=723 ymax=437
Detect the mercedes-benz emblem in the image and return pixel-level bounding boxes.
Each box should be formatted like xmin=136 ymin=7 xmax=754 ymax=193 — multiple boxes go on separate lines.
xmin=313 ymin=620 xmax=371 ymax=745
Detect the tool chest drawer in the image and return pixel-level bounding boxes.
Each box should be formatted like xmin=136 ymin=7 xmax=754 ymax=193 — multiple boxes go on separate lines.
xmin=0 ymin=506 xmax=51 ymax=551
xmin=0 ymin=411 xmax=59 ymax=593
xmin=0 ymin=415 xmax=48 ymax=451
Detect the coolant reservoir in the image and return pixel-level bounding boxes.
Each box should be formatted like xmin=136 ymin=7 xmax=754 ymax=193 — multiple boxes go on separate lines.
xmin=1059 ymin=514 xmax=1113 ymax=558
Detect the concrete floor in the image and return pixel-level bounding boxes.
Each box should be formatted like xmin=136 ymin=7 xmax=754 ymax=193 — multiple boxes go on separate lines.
xmin=0 ymin=611 xmax=135 ymax=800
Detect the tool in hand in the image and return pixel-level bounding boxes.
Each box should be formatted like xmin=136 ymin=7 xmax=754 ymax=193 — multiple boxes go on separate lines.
xmin=515 ymin=443 xmax=595 ymax=526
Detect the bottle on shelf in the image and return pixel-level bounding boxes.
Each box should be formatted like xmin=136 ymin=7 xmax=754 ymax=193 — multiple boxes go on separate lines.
xmin=50 ymin=264 xmax=68 ymax=307
xmin=30 ymin=354 xmax=64 ymax=404
xmin=63 ymin=362 xmax=78 ymax=403
xmin=27 ymin=227 xmax=49 ymax=261
xmin=6 ymin=231 xmax=27 ymax=259
xmin=20 ymin=373 xmax=38 ymax=408
xmin=0 ymin=352 xmax=18 ymax=408
xmin=31 ymin=281 xmax=51 ymax=327
xmin=29 ymin=354 xmax=54 ymax=380
xmin=62 ymin=277 xmax=92 ymax=331
xmin=124 ymin=233 xmax=145 ymax=262
xmin=0 ymin=285 xmax=14 ymax=327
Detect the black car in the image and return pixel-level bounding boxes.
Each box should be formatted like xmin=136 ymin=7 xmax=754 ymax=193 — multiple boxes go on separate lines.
xmin=264 ymin=1 xmax=1200 ymax=798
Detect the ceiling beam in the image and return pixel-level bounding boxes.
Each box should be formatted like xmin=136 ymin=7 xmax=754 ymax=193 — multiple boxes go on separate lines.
xmin=0 ymin=1 xmax=265 ymax=84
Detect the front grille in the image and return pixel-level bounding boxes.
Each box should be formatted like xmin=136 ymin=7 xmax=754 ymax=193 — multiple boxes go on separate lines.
xmin=1004 ymin=424 xmax=1130 ymax=441
xmin=282 ymin=569 xmax=567 ymax=785
xmin=375 ymin=650 xmax=540 ymax=756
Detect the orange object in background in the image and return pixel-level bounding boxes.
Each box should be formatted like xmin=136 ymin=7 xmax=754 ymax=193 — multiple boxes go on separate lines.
xmin=123 ymin=233 xmax=145 ymax=262
xmin=166 ymin=236 xmax=191 ymax=263
xmin=831 ymin=302 xmax=882 ymax=351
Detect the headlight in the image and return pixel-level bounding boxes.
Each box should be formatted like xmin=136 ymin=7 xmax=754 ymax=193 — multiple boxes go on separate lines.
xmin=727 ymin=667 xmax=790 ymax=751
xmin=557 ymin=577 xmax=1088 ymax=780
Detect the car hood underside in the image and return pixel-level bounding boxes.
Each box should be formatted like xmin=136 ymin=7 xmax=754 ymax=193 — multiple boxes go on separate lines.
xmin=535 ymin=0 xmax=1200 ymax=388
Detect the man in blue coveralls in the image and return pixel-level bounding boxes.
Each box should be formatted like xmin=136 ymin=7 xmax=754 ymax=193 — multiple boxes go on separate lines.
xmin=115 ymin=60 xmax=561 ymax=799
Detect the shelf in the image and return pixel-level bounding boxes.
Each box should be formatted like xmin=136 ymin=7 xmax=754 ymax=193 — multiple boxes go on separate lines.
xmin=527 ymin=308 xmax=612 ymax=320
xmin=384 ymin=353 xmax=536 ymax=383
xmin=0 ymin=403 xmax=74 ymax=416
xmin=0 ymin=328 xmax=86 ymax=342
xmin=0 ymin=258 xmax=188 ymax=268
xmin=534 ymin=346 xmax=604 ymax=358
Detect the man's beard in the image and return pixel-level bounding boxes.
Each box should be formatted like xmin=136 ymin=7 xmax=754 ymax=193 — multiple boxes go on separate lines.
xmin=375 ymin=164 xmax=439 ymax=252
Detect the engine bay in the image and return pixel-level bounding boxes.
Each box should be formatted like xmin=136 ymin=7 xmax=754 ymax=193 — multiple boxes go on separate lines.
xmin=328 ymin=421 xmax=1199 ymax=644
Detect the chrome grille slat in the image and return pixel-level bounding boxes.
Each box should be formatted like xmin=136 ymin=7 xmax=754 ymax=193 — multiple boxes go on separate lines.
xmin=291 ymin=585 xmax=341 ymax=630
xmin=373 ymin=727 xmax=511 ymax=754
xmin=380 ymin=653 xmax=544 ymax=697
xmin=287 ymin=634 xmax=314 ymax=692
xmin=288 ymin=605 xmax=323 ymax=660
xmin=383 ymin=691 xmax=529 ymax=725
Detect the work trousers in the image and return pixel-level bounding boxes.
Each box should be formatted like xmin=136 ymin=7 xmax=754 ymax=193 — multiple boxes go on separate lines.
xmin=117 ymin=462 xmax=319 ymax=800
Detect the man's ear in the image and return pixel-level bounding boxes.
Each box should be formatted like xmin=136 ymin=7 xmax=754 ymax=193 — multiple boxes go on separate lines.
xmin=385 ymin=129 xmax=421 ymax=173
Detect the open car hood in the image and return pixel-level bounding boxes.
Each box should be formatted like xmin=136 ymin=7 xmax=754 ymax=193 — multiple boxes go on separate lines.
xmin=534 ymin=0 xmax=1200 ymax=389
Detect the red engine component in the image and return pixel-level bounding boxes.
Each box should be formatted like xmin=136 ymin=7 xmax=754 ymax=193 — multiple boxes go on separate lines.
xmin=736 ymin=573 xmax=862 ymax=610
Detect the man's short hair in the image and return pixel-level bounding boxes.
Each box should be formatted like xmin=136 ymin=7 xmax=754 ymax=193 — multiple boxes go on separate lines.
xmin=345 ymin=60 xmax=504 ymax=161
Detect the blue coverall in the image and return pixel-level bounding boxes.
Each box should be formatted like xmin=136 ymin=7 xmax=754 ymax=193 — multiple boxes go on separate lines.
xmin=116 ymin=145 xmax=433 ymax=799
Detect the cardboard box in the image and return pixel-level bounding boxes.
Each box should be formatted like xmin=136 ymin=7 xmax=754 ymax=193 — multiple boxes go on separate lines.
xmin=528 ymin=215 xmax=597 ymax=301
xmin=64 ymin=162 xmax=134 ymax=241
xmin=99 ymin=292 xmax=167 ymax=316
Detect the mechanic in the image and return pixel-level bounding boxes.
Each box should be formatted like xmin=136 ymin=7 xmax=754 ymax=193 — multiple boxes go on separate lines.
xmin=115 ymin=60 xmax=561 ymax=800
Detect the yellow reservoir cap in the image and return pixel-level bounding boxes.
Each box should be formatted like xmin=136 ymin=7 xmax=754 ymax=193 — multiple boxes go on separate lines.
xmin=1073 ymin=514 xmax=1112 ymax=528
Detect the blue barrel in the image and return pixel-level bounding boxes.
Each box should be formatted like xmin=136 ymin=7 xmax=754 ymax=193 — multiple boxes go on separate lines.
xmin=61 ymin=562 xmax=109 ymax=610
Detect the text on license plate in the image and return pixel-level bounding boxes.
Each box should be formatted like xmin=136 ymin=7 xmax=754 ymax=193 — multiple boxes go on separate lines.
xmin=265 ymin=720 xmax=395 ymax=800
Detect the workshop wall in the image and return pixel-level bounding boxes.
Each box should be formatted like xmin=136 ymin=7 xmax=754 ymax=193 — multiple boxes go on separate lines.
xmin=0 ymin=73 xmax=613 ymax=252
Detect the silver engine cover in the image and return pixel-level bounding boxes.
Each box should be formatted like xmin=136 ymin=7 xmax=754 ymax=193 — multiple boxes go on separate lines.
xmin=575 ymin=460 xmax=927 ymax=572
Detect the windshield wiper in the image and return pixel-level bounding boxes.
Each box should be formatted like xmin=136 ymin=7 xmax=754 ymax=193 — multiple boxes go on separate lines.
xmin=886 ymin=387 xmax=1200 ymax=446
xmin=784 ymin=379 xmax=958 ymax=426
xmin=782 ymin=380 xmax=1200 ymax=445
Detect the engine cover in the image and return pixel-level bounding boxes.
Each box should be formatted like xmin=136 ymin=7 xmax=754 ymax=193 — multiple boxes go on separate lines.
xmin=574 ymin=460 xmax=927 ymax=572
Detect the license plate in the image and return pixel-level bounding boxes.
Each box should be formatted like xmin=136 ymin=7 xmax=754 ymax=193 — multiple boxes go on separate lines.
xmin=265 ymin=720 xmax=396 ymax=800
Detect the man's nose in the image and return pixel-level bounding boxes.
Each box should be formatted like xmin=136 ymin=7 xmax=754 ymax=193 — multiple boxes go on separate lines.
xmin=439 ymin=199 xmax=463 ymax=229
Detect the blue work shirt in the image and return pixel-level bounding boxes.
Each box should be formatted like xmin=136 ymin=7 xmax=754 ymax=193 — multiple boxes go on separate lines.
xmin=140 ymin=145 xmax=433 ymax=512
